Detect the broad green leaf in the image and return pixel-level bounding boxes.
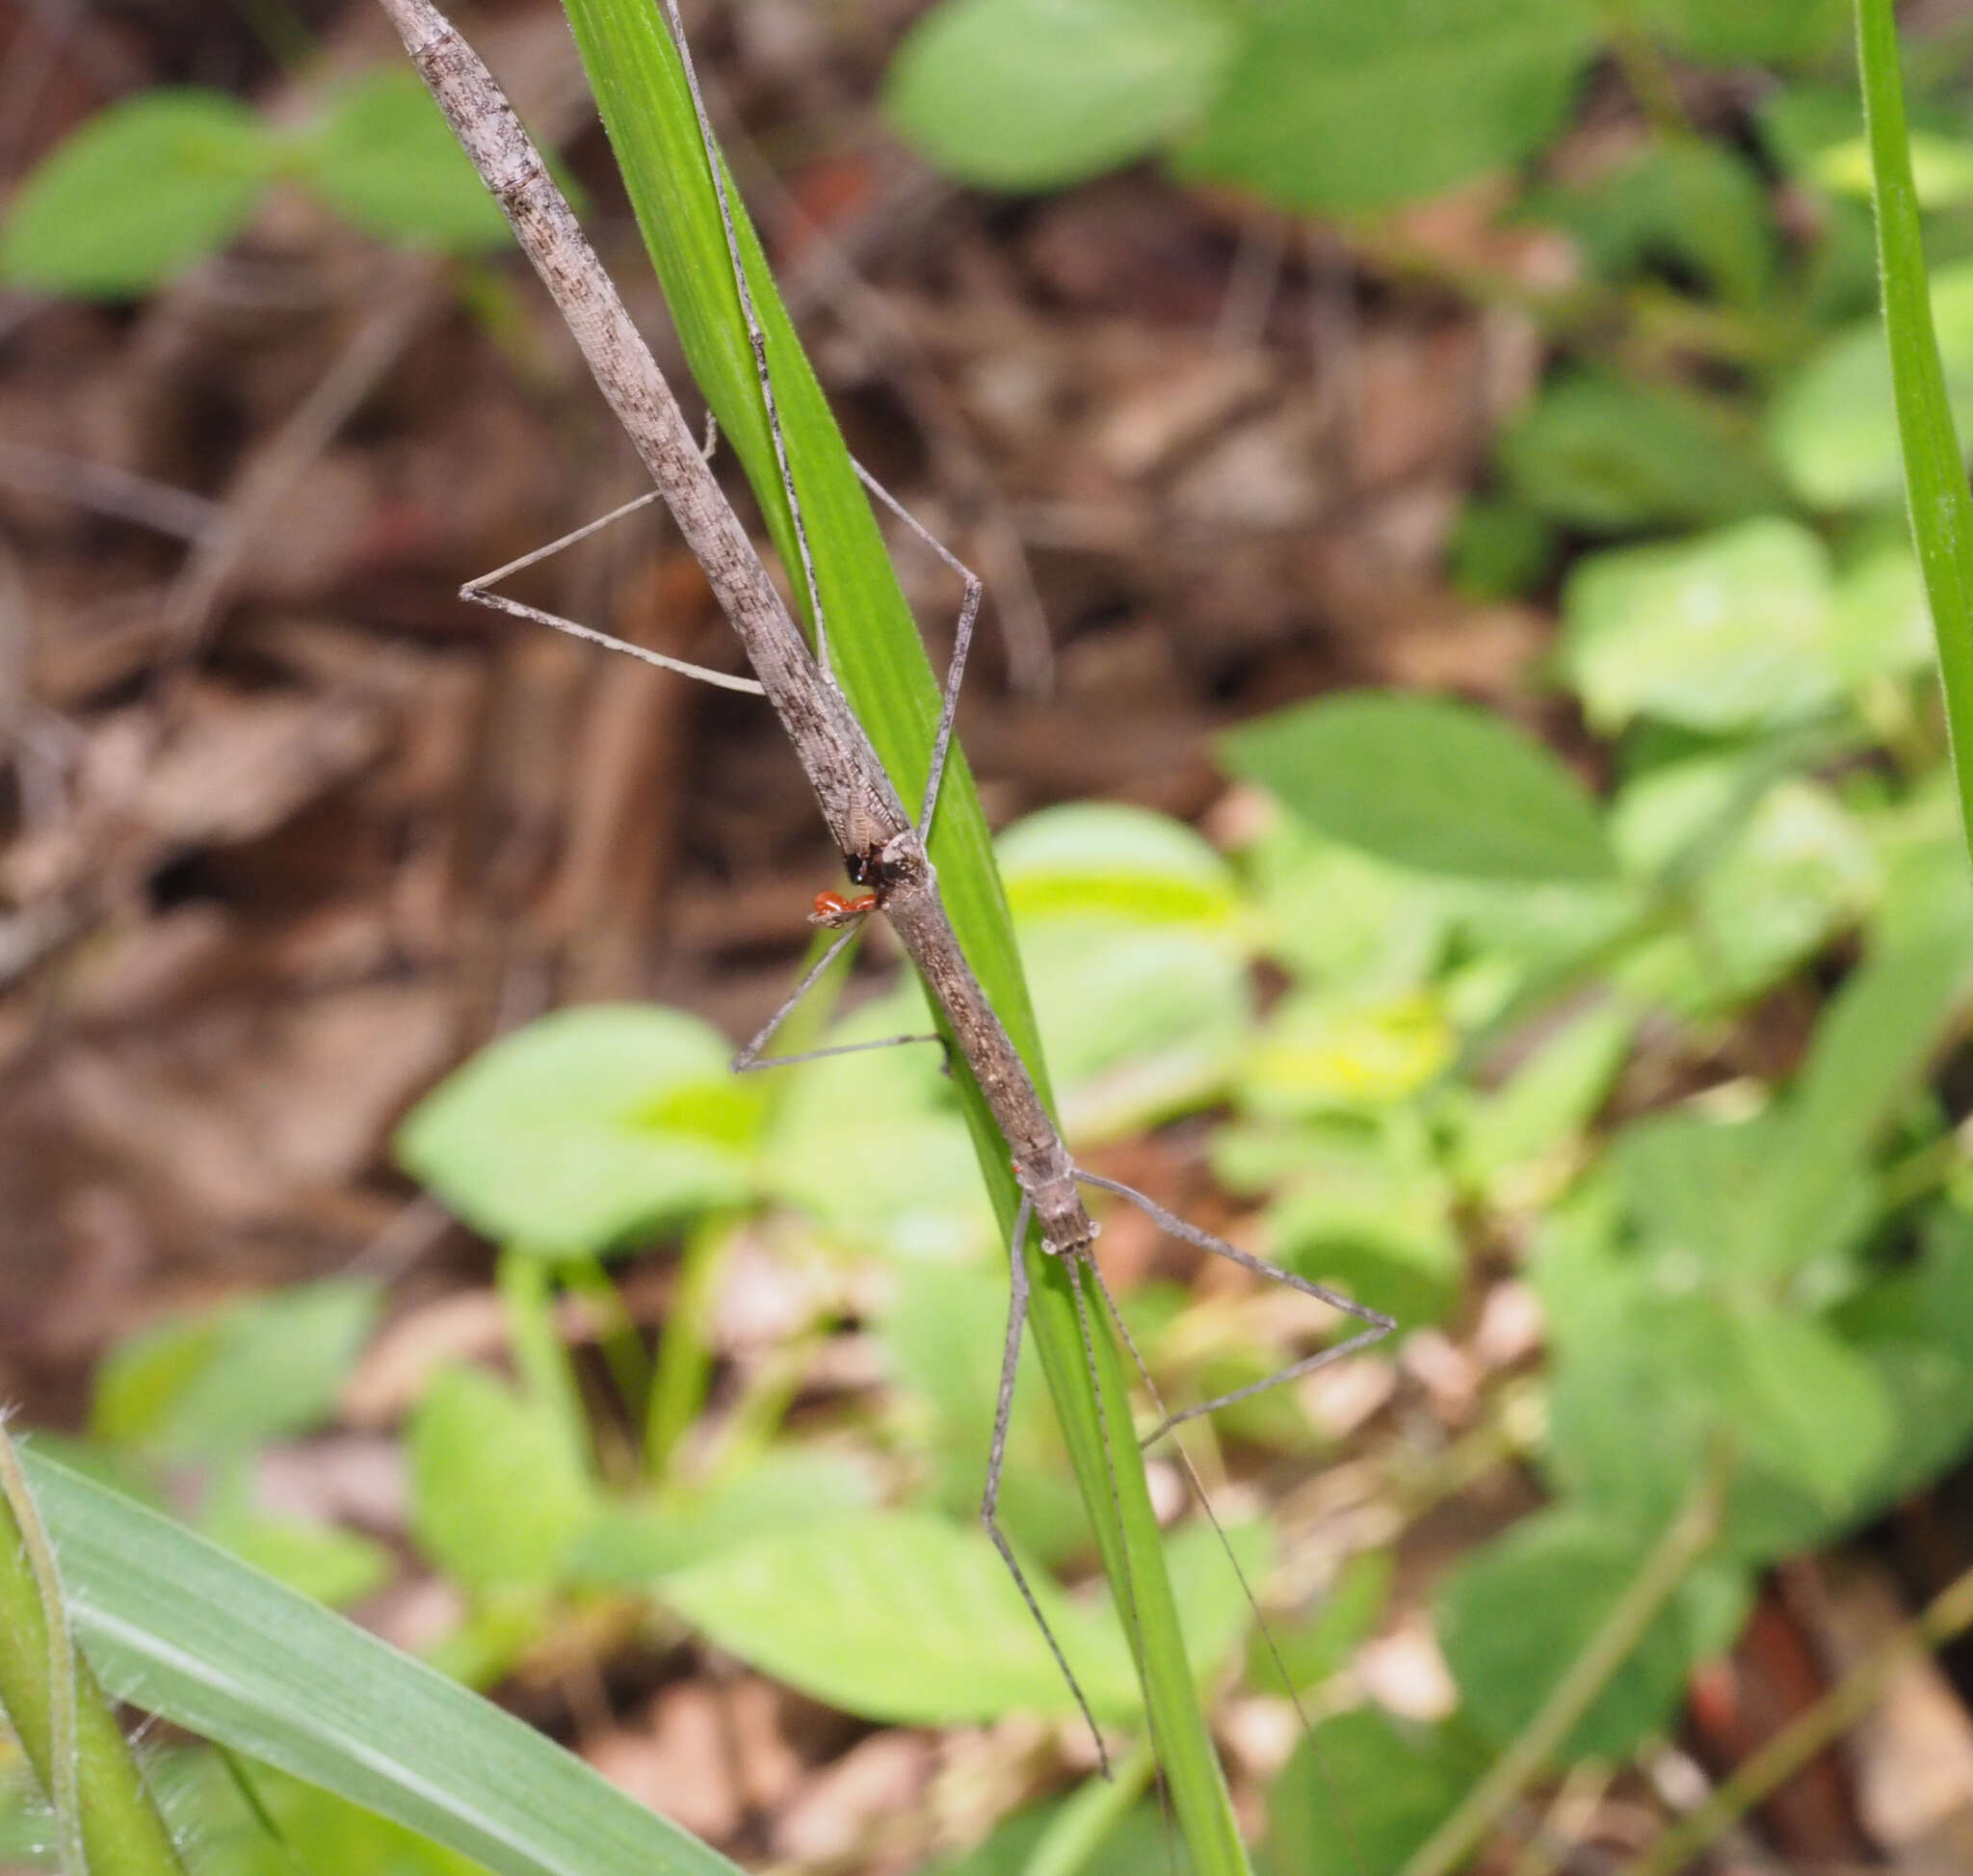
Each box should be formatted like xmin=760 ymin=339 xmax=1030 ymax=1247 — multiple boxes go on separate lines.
xmin=1833 ymin=535 xmax=1934 ymax=684
xmin=408 ymin=1366 xmax=598 ymax=1595
xmin=298 ymin=68 xmax=510 ymax=251
xmin=762 ymin=984 xmax=993 ymax=1262
xmin=397 ymin=1004 xmax=757 ymax=1255
xmin=1241 ymin=988 xmax=1455 ymax=1115
xmin=1242 ymin=817 xmax=1452 ymax=992
xmin=1541 ymin=140 xmax=1775 ymax=305
xmin=1612 ymin=765 xmax=1876 ymax=1011
xmin=996 ymin=806 xmax=1250 ymax=1137
xmin=1769 ymin=259 xmax=1973 ymax=509
xmin=91 ymin=1280 xmax=381 ymax=1459
xmin=197 ymin=1501 xmax=392 ymax=1609
xmin=566 ymin=1450 xmax=881 ymax=1585
xmin=1721 ymin=1310 xmax=1894 ymax=1510
xmin=1836 ymin=1206 xmax=1973 ymax=1508
xmin=1178 ymin=0 xmax=1598 ymax=215
xmin=923 ymin=1799 xmax=1192 ymax=1876
xmin=999 ymin=804 xmax=1240 ymax=929
xmin=884 ymin=0 xmax=1237 ymax=190
xmin=1631 ymin=0 xmax=1849 ymax=64
xmin=1448 ymin=495 xmax=1556 ymax=599
xmin=1871 ymin=775 xmax=1973 ymax=950
xmin=1744 ymin=930 xmax=1973 ymax=1276
xmin=1022 ymin=921 xmax=1251 ymax=1143
xmin=1436 ymin=1509 xmax=1749 ymax=1763
xmin=658 ymin=1509 xmax=1139 ymax=1725
xmin=1222 ymin=691 xmax=1616 ymax=885
xmin=1610 ymin=1109 xmax=1777 ymax=1276
xmin=1815 ymin=132 xmax=1973 ymax=208
xmin=0 ymin=90 xmax=272 ymax=296
xmin=1260 ymin=1708 xmax=1479 ymax=1876
xmin=1498 ymin=372 xmax=1780 ymax=534
xmin=22 ymin=1450 xmax=746 ymax=1876
xmin=885 ymin=1262 xmax=1084 ymax=1568
xmin=1232 ymin=1111 xmax=1461 ymax=1326
xmin=1250 ymin=1548 xmax=1391 ymax=1694
xmin=1560 ymin=519 xmax=1842 ymax=733
xmin=1455 ymin=999 xmax=1636 ymax=1197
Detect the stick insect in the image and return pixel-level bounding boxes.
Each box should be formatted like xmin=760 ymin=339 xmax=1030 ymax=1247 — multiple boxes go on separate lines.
xmin=379 ymin=0 xmax=1395 ymax=1789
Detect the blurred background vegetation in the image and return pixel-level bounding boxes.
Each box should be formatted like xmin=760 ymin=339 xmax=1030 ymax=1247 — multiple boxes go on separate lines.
xmin=7 ymin=0 xmax=1973 ymax=1870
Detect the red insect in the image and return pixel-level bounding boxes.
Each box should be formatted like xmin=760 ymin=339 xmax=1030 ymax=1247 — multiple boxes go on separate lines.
xmin=810 ymin=888 xmax=878 ymax=926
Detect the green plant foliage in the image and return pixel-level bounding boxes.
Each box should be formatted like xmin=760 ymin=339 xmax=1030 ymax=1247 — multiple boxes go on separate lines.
xmin=1497 ymin=373 xmax=1781 ymax=534
xmin=297 ymin=67 xmax=512 ymax=251
xmin=658 ymin=1508 xmax=1140 ymax=1725
xmin=1260 ymin=1708 xmax=1481 ymax=1876
xmin=91 ymin=1280 xmax=381 ymax=1459
xmin=1222 ymin=691 xmax=1616 ymax=885
xmin=921 ymin=1799 xmax=1194 ymax=1876
xmin=1001 ymin=807 xmax=1250 ymax=1139
xmin=884 ymin=1262 xmax=1086 ymax=1568
xmin=883 ymin=0 xmax=1237 ymax=191
xmin=1769 ymin=260 xmax=1973 ymax=508
xmin=657 ymin=1511 xmax=1268 ymax=1731
xmin=1630 ymin=0 xmax=1851 ymax=66
xmin=396 ymin=1004 xmax=758 ymax=1255
xmin=566 ymin=1450 xmax=880 ymax=1584
xmin=0 ymin=90 xmax=272 ymax=296
xmin=1560 ymin=519 xmax=1846 ymax=733
xmin=1539 ymin=140 xmax=1776 ymax=305
xmin=1611 ymin=763 xmax=1877 ymax=1010
xmin=998 ymin=803 xmax=1241 ymax=927
xmin=760 ymin=983 xmax=992 ymax=1260
xmin=24 ymin=1450 xmax=748 ymax=1876
xmin=1177 ymin=0 xmax=1599 ymax=215
xmin=1434 ymin=1509 xmax=1749 ymax=1763
xmin=1224 ymin=1110 xmax=1461 ymax=1325
xmin=408 ymin=1366 xmax=598 ymax=1597
xmin=1250 ymin=1549 xmax=1391 ymax=1693
xmin=197 ymin=1497 xmax=393 ymax=1609
xmin=189 ymin=1759 xmax=488 ymax=1876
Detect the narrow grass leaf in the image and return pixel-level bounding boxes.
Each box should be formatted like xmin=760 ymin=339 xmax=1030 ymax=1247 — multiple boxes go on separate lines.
xmin=1857 ymin=0 xmax=1973 ymax=874
xmin=23 ymin=1450 xmax=746 ymax=1876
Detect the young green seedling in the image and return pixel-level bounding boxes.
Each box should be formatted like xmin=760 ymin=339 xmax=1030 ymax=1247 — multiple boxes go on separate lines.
xmin=380 ymin=0 xmax=1394 ymax=1788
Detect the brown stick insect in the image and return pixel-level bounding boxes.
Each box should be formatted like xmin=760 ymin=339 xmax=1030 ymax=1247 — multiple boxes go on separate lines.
xmin=378 ymin=0 xmax=1395 ymax=1788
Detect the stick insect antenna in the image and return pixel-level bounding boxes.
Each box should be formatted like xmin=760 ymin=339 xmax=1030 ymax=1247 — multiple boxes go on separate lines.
xmin=658 ymin=0 xmax=835 ymax=687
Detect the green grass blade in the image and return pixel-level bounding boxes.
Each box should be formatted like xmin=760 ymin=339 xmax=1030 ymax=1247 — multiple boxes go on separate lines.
xmin=0 ymin=1433 xmax=188 ymax=1876
xmin=551 ymin=5 xmax=1247 ymax=1866
xmin=1858 ymin=0 xmax=1973 ymax=873
xmin=22 ymin=1449 xmax=746 ymax=1876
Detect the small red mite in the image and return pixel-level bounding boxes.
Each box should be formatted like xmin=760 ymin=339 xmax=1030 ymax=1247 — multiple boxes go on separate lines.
xmin=812 ymin=888 xmax=878 ymax=921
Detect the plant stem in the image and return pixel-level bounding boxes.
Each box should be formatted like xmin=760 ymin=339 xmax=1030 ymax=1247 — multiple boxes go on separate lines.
xmin=1622 ymin=1554 xmax=1973 ymax=1876
xmin=0 ymin=1423 xmax=189 ymax=1876
xmin=1399 ymin=1443 xmax=1731 ymax=1876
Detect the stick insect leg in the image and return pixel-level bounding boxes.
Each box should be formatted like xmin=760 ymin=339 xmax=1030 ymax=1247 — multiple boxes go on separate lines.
xmin=730 ymin=914 xmax=941 ymax=1072
xmin=983 ymin=1200 xmax=1113 ymax=1778
xmin=851 ymin=462 xmax=981 ymax=844
xmin=1073 ymin=1170 xmax=1396 ymax=1446
xmin=657 ymin=0 xmax=836 ymax=688
xmin=460 ymin=489 xmax=767 ymax=696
